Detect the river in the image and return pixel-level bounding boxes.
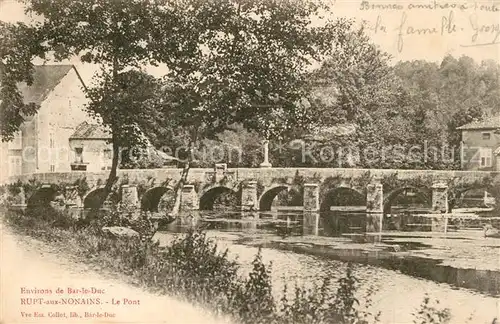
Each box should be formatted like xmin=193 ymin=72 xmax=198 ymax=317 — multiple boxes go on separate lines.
xmin=153 ymin=208 xmax=500 ymax=324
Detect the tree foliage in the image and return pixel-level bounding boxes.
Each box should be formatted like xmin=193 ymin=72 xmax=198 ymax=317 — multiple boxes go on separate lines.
xmin=393 ymin=55 xmax=500 ymax=168
xmin=1 ymin=0 xmax=346 ymax=212
xmin=156 ymin=0 xmax=346 ymax=143
xmin=272 ymin=39 xmax=500 ymax=170
xmin=0 ymin=21 xmax=45 ymax=141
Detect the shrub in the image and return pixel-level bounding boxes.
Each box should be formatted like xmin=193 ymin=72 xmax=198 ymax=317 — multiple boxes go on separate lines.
xmin=161 ymin=230 xmax=240 ymax=312
xmin=412 ymin=294 xmax=451 ymax=324
xmin=233 ymin=249 xmax=275 ymax=323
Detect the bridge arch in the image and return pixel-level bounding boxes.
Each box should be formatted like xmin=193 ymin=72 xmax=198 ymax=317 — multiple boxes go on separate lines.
xmin=450 ymin=186 xmax=496 ymax=210
xmin=383 ymin=186 xmax=431 ymax=214
xmin=141 ymin=186 xmax=175 ymax=212
xmin=199 ymin=185 xmax=239 ymax=211
xmin=320 ymin=187 xmax=366 ymax=212
xmin=83 ymin=186 xmax=107 ymax=209
xmin=259 ymin=185 xmax=291 ymax=211
xmin=320 ymin=186 xmax=366 ymax=236
xmin=27 ymin=186 xmax=58 ymax=209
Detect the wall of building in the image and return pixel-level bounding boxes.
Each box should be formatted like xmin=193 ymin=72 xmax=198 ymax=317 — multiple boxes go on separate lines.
xmin=34 ymin=68 xmax=92 ymax=173
xmin=0 ymin=129 xmax=24 ymax=181
xmin=461 ymin=129 xmax=500 ymax=171
xmin=21 ymin=118 xmax=37 ymax=174
xmin=0 ymin=142 xmax=8 ymax=183
xmin=69 ymin=139 xmax=113 ymax=172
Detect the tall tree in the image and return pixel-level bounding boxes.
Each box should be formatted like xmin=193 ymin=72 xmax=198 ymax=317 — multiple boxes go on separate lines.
xmin=147 ymin=0 xmax=346 ymax=215
xmin=0 ymin=0 xmax=188 ymax=208
xmin=301 ymin=23 xmax=404 ymax=168
xmin=84 ymin=68 xmax=164 ymax=171
xmin=1 ymin=0 xmax=345 ymax=216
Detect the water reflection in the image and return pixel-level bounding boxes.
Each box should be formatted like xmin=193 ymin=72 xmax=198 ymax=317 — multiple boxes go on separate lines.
xmin=160 ymin=208 xmax=500 ymax=238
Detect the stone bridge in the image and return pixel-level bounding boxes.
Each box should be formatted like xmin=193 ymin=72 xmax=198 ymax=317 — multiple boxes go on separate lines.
xmin=6 ymin=166 xmax=500 ymax=234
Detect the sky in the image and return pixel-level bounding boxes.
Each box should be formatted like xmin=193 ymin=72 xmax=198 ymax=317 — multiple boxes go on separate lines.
xmin=1 ymin=0 xmax=499 ymax=67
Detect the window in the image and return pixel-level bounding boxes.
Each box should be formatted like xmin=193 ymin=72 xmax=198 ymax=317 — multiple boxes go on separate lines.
xmin=101 ymin=148 xmax=112 ymax=170
xmin=49 ymin=133 xmax=55 ymax=148
xmin=479 ymin=147 xmax=493 ymax=167
xmin=8 ymin=156 xmax=22 ymax=176
xmin=103 ymin=148 xmax=112 ymax=160
xmin=74 ymin=147 xmax=83 ymax=163
xmin=482 ymin=132 xmax=491 ymax=140
xmin=50 ymin=164 xmax=55 ymax=172
xmin=8 ymin=131 xmax=22 ymax=150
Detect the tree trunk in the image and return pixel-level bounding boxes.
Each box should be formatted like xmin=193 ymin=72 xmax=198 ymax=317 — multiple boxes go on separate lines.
xmin=96 ymin=136 xmax=120 ymax=210
xmin=168 ymin=138 xmax=197 ymax=219
xmin=168 ymin=160 xmax=190 ymax=217
xmin=92 ymin=56 xmax=121 ymax=211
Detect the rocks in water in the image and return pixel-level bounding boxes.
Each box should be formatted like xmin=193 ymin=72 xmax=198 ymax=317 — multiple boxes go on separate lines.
xmin=484 ymin=225 xmax=500 ymax=238
xmin=102 ymin=226 xmax=140 ymax=239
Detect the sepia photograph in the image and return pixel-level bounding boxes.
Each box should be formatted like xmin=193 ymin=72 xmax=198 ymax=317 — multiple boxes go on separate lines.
xmin=0 ymin=0 xmax=499 ymax=323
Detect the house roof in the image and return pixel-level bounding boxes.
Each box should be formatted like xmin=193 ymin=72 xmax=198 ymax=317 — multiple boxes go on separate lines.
xmin=457 ymin=115 xmax=500 ymax=130
xmin=148 ymin=146 xmax=179 ymax=162
xmin=69 ymin=121 xmax=111 ymax=140
xmin=304 ymin=124 xmax=357 ymax=141
xmin=17 ymin=65 xmax=75 ymax=106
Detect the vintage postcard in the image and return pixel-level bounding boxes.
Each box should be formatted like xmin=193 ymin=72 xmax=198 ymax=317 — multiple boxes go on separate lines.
xmin=0 ymin=0 xmax=499 ymax=323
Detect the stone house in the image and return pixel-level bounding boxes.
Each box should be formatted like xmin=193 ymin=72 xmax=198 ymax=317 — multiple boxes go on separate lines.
xmin=0 ymin=64 xmax=178 ymax=183
xmin=458 ymin=115 xmax=500 ymax=171
xmin=69 ymin=121 xmax=113 ymax=172
xmin=0 ymin=64 xmax=110 ymax=182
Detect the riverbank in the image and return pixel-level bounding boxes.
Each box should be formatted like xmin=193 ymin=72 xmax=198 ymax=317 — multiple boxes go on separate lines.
xmin=0 ymin=221 xmax=233 ymax=324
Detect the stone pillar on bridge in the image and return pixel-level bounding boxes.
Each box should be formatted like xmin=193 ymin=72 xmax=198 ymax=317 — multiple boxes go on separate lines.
xmin=366 ymin=177 xmax=383 ymax=234
xmin=10 ymin=186 xmax=27 ymax=211
xmin=120 ymin=184 xmax=140 ymax=220
xmin=180 ymin=184 xmax=199 ymax=212
xmin=303 ymin=183 xmax=319 ymax=235
xmin=260 ymin=139 xmax=272 ymax=168
xmin=431 ymin=181 xmax=449 ymax=232
xmin=240 ymin=180 xmax=258 ymax=211
xmin=64 ymin=186 xmax=82 ymax=219
xmin=214 ymin=163 xmax=227 ymax=183
xmin=366 ymin=177 xmax=383 ymax=213
xmin=16 ymin=186 xmax=26 ymax=205
xmin=431 ymin=181 xmax=449 ymax=213
xmin=121 ymin=185 xmax=139 ymax=209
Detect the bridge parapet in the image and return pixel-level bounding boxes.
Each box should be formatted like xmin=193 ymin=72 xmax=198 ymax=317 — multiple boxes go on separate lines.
xmin=7 ymin=168 xmax=500 ymax=187
xmin=5 ymin=167 xmax=499 ymax=235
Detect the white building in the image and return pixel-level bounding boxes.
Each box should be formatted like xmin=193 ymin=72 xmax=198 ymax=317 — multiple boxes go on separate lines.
xmin=0 ymin=65 xmax=112 ymax=183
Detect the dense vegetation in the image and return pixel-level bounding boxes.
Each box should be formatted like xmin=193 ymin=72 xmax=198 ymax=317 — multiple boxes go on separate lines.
xmin=125 ymin=53 xmax=500 ymax=171
xmin=200 ymin=54 xmax=500 ymax=170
